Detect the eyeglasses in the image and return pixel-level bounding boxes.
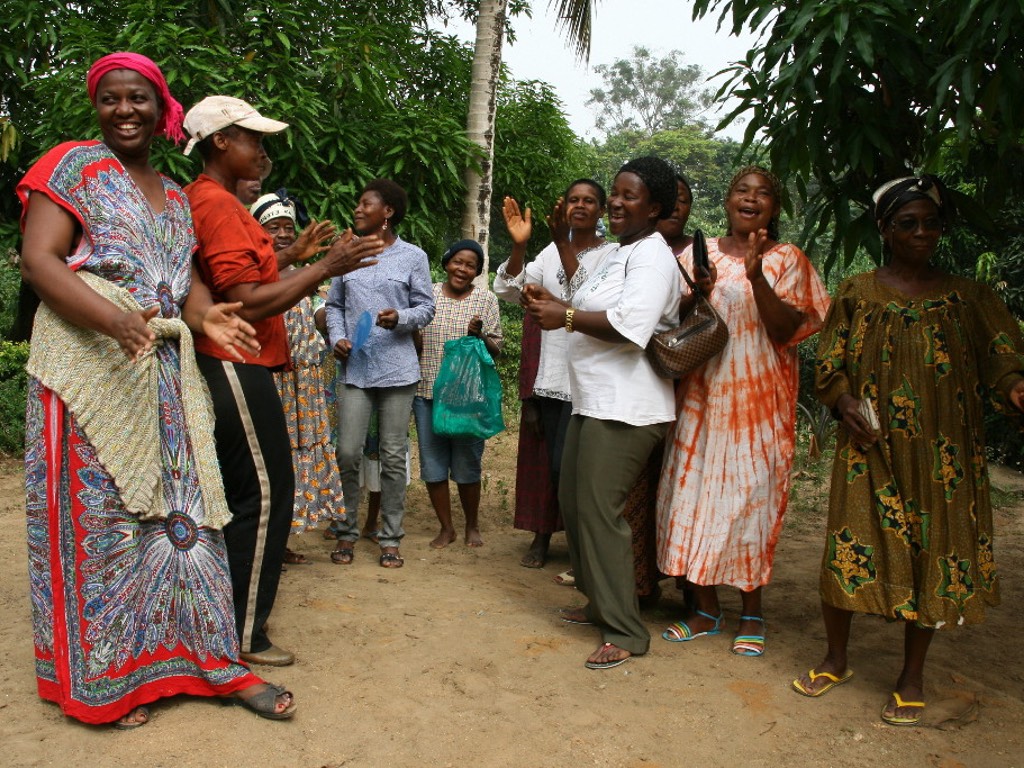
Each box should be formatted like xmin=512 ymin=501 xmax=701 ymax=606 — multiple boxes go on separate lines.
xmin=891 ymin=216 xmax=943 ymax=233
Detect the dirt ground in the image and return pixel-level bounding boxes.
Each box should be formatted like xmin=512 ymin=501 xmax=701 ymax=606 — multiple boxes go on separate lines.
xmin=0 ymin=430 xmax=1022 ymax=768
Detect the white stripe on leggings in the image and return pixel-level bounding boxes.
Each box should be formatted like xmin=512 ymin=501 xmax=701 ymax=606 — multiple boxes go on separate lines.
xmin=223 ymin=361 xmax=273 ymax=651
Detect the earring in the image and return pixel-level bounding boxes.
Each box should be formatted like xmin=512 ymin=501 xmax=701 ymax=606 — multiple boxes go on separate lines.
xmin=382 ymin=218 xmax=389 ymax=232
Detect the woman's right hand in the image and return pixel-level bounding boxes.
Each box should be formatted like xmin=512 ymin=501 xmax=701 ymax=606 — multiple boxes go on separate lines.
xmin=111 ymin=305 xmax=159 ymax=361
xmin=693 ymin=260 xmax=717 ymax=295
xmin=835 ymin=393 xmax=878 ymax=447
xmin=320 ymin=229 xmax=383 ymax=277
xmin=502 ymin=197 xmax=532 ymax=245
xmin=333 ymin=338 xmax=353 ymax=361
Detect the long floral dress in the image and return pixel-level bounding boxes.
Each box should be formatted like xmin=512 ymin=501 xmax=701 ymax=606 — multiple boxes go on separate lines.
xmin=815 ymin=272 xmax=1024 ymax=627
xmin=656 ymin=239 xmax=830 ymax=590
xmin=18 ymin=141 xmax=258 ymax=725
xmin=273 ymin=291 xmax=344 ymax=532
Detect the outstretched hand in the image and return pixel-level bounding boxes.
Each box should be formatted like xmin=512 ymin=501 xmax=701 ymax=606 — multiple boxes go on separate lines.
xmin=293 ymin=219 xmax=338 ymax=262
xmin=320 ymin=228 xmax=383 ymax=277
xmin=502 ymin=197 xmax=532 ymax=245
xmin=202 ymin=301 xmax=261 ymax=362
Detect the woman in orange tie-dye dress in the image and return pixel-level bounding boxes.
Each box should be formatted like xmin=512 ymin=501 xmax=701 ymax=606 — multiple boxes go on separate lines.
xmin=656 ymin=166 xmax=829 ymax=656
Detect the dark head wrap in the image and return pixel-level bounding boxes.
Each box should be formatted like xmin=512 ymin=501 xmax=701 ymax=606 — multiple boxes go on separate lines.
xmin=442 ymin=239 xmax=484 ymax=275
xmin=872 ymin=175 xmax=951 ymax=228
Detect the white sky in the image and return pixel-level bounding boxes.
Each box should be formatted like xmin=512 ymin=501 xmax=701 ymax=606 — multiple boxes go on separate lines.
xmin=448 ymin=1 xmax=760 ymax=141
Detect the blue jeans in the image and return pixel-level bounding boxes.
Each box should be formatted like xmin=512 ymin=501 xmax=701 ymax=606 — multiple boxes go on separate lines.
xmin=335 ymin=383 xmax=416 ymax=547
xmin=412 ymin=396 xmax=485 ymax=484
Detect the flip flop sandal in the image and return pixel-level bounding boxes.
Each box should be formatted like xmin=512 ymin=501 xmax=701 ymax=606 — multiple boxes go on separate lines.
xmin=662 ymin=610 xmax=723 ymax=642
xmin=881 ymin=691 xmax=925 ymax=726
xmin=283 ymin=549 xmax=311 ymax=565
xmin=113 ymin=705 xmax=151 ymax=730
xmin=330 ymin=547 xmax=354 ymax=565
xmin=584 ymin=643 xmax=632 ymax=670
xmin=559 ymin=608 xmax=594 ymax=625
xmin=224 ymin=683 xmax=297 ymax=720
xmin=379 ymin=551 xmax=404 ymax=568
xmin=553 ymin=569 xmax=575 ymax=586
xmin=791 ymin=668 xmax=854 ymax=697
xmin=731 ymin=615 xmax=765 ymax=656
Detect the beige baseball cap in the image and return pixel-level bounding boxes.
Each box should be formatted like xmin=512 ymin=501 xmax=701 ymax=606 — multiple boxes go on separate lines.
xmin=183 ymin=95 xmax=289 ymax=156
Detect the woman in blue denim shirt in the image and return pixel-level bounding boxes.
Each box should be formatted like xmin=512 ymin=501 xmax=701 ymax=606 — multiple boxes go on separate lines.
xmin=326 ymin=179 xmax=435 ymax=568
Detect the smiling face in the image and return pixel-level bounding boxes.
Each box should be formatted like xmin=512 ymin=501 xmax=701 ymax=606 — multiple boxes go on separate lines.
xmin=725 ymin=172 xmax=779 ymax=237
xmin=94 ymin=69 xmax=161 ymax=162
xmin=353 ymin=190 xmax=393 ymax=236
xmin=262 ymin=216 xmax=297 ymax=252
xmin=444 ymin=249 xmax=479 ymax=294
xmin=657 ymin=179 xmax=693 ymax=241
xmin=883 ymin=198 xmax=943 ymax=265
xmin=607 ymin=171 xmax=661 ymax=245
xmin=565 ymin=182 xmax=605 ymax=234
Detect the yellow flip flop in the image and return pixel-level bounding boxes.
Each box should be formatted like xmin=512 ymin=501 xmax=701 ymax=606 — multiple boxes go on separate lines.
xmin=881 ymin=691 xmax=925 ymax=726
xmin=791 ymin=668 xmax=854 ymax=697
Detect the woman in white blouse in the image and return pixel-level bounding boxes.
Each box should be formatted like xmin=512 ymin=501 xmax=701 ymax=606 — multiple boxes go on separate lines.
xmin=524 ymin=157 xmax=681 ymax=670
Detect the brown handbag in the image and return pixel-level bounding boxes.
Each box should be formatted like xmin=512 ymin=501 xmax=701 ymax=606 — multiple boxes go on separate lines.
xmin=646 ymin=230 xmax=729 ymax=379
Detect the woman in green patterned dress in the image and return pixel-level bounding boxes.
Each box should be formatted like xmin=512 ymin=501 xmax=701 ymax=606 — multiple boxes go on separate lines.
xmin=793 ymin=176 xmax=1024 ymax=725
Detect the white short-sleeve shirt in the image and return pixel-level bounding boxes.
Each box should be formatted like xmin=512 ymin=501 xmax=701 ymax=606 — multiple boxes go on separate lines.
xmin=567 ymin=232 xmax=681 ymax=426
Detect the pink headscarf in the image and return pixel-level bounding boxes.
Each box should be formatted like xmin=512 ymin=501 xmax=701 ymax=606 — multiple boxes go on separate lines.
xmin=86 ymin=52 xmax=186 ymax=145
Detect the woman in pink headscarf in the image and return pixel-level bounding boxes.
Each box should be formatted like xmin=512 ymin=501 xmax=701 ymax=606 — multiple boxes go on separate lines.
xmin=18 ymin=52 xmax=297 ymax=729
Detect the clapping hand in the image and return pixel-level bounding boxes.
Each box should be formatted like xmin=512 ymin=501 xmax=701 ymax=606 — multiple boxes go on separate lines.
xmin=744 ymin=228 xmax=770 ymax=283
xmin=502 ymin=197 xmax=532 ymax=245
xmin=113 ymin=305 xmax=159 ymax=361
xmin=545 ymin=196 xmax=571 ymax=247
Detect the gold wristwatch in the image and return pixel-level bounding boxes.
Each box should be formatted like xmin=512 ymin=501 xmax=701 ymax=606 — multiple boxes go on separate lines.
xmin=565 ymin=308 xmax=575 ymax=333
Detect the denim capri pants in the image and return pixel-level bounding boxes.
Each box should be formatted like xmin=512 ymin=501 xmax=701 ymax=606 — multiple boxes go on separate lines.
xmin=413 ymin=396 xmax=485 ymax=484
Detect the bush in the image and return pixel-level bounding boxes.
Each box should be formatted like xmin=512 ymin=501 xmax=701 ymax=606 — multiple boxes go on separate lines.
xmin=0 ymin=340 xmax=29 ymax=454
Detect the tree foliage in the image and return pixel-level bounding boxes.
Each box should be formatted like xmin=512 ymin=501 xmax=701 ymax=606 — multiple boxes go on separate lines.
xmin=0 ymin=0 xmax=579 ymax=266
xmin=586 ymin=46 xmax=714 ymax=137
xmin=693 ymin=0 xmax=1024 ymax=273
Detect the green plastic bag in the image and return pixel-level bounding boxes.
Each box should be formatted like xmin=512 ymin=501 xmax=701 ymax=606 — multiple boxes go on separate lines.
xmin=432 ymin=336 xmax=505 ymax=439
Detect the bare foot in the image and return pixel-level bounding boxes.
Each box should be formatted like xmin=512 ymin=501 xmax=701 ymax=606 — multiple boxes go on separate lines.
xmin=430 ymin=529 xmax=457 ymax=549
xmin=520 ymin=540 xmax=547 ymax=568
xmin=559 ymin=606 xmax=593 ymax=625
xmin=465 ymin=527 xmax=484 ymax=547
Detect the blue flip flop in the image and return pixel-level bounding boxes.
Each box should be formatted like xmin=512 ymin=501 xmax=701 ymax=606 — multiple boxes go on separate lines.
xmin=662 ymin=609 xmax=723 ymax=642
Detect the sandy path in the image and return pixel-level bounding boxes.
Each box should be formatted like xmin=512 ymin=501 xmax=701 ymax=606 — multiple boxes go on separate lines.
xmin=0 ymin=434 xmax=1021 ymax=767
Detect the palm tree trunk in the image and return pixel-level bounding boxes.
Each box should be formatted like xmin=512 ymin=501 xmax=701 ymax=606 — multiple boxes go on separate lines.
xmin=461 ymin=0 xmax=508 ymax=281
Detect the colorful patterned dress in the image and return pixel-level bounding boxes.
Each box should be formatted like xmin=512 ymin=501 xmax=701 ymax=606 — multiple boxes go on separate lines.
xmin=18 ymin=142 xmax=258 ymax=725
xmin=656 ymin=239 xmax=829 ymax=590
xmin=815 ymin=272 xmax=1024 ymax=627
xmin=273 ymin=290 xmax=344 ymax=532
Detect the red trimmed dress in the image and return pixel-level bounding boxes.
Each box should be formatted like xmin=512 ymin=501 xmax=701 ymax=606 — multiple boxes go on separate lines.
xmin=19 ymin=141 xmax=258 ymax=725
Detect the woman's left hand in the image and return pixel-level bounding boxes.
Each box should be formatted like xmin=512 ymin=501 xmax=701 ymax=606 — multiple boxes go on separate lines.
xmin=524 ymin=291 xmax=571 ymax=331
xmin=1009 ymin=379 xmax=1024 ymax=412
xmin=377 ymin=308 xmax=399 ymax=330
xmin=744 ymin=228 xmax=770 ymax=283
xmin=202 ymin=301 xmax=261 ymax=361
xmin=694 ymin=260 xmax=717 ymax=295
xmin=467 ymin=315 xmax=483 ymax=337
